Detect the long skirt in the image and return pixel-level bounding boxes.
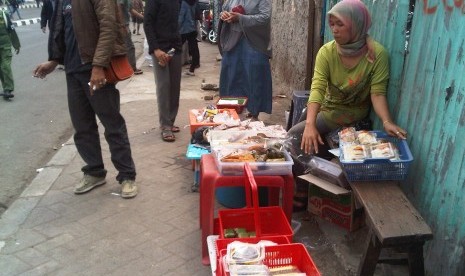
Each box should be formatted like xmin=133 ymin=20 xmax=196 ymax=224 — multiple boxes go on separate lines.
xmin=219 ymin=37 xmax=272 ymax=115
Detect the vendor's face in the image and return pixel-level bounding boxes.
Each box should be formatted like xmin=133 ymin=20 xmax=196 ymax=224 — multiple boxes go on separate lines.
xmin=329 ymin=15 xmax=351 ymax=45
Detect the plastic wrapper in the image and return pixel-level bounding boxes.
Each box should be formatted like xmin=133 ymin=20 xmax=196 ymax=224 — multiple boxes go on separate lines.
xmin=229 ymin=264 xmax=270 ymax=276
xmin=306 ymin=156 xmax=349 ymax=189
xmin=226 ymin=242 xmax=265 ymax=265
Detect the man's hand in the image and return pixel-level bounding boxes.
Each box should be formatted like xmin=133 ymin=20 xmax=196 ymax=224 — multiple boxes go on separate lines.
xmin=15 ymin=48 xmax=20 ymax=54
xmin=33 ymin=60 xmax=58 ymax=79
xmin=154 ymin=49 xmax=170 ymax=67
xmin=41 ymin=27 xmax=46 ymax=33
xmin=220 ymin=11 xmax=240 ymax=23
xmin=89 ymin=66 xmax=107 ymax=95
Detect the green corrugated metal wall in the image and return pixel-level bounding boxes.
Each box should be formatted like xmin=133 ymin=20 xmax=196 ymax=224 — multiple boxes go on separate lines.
xmin=323 ymin=0 xmax=465 ymax=274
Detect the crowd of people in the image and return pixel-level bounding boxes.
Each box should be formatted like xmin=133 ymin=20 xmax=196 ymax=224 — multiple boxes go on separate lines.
xmin=10 ymin=0 xmax=406 ymax=208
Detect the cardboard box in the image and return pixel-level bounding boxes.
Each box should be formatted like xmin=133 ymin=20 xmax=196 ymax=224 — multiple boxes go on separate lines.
xmin=299 ymin=173 xmax=364 ymax=232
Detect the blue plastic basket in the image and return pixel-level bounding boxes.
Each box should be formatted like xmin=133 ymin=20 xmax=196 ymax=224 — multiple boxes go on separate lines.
xmin=340 ymin=131 xmax=413 ymax=182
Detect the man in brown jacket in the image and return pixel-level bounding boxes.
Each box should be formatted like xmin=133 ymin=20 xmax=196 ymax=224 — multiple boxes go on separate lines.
xmin=33 ymin=0 xmax=138 ymax=198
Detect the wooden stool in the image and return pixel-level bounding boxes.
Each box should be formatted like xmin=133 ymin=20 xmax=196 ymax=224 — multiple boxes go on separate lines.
xmin=351 ymin=181 xmax=433 ymax=276
xmin=199 ymin=154 xmax=294 ymax=265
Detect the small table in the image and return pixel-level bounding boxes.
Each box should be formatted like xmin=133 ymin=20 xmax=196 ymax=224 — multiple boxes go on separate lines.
xmin=185 ymin=143 xmax=210 ymax=192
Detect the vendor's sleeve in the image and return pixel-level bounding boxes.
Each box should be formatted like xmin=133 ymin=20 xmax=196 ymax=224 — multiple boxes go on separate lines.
xmin=370 ymin=47 xmax=389 ymax=95
xmin=308 ymin=48 xmax=330 ymax=104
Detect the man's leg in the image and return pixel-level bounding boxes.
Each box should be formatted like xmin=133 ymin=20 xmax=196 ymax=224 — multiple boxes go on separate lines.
xmin=66 ymin=73 xmax=107 ymax=178
xmin=124 ymin=30 xmax=142 ymax=74
xmin=0 ymin=46 xmax=14 ymax=99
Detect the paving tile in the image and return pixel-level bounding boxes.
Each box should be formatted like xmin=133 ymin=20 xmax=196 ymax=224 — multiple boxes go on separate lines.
xmin=21 ymin=206 xmax=61 ymax=229
xmin=1 ymin=229 xmax=47 ymax=254
xmin=17 ymin=260 xmax=60 ymax=276
xmin=14 ymin=247 xmax=51 ymax=267
xmin=34 ymin=233 xmax=74 ymax=252
xmin=0 ymin=254 xmax=30 ymax=275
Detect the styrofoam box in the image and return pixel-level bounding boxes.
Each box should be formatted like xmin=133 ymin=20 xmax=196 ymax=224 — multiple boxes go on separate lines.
xmin=212 ymin=147 xmax=294 ymax=176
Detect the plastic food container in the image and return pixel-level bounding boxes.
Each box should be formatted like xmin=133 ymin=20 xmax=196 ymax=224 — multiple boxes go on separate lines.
xmin=216 ymin=97 xmax=248 ymax=114
xmin=213 ymin=148 xmax=293 ymax=176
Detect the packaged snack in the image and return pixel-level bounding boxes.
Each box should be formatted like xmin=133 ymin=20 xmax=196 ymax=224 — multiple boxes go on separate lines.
xmin=229 ymin=264 xmax=269 ymax=276
xmin=338 ymin=127 xmax=357 ymax=143
xmin=343 ymin=144 xmax=368 ymax=161
xmin=357 ymin=130 xmax=377 ymax=145
xmin=226 ymin=242 xmax=265 ymax=265
xmin=370 ymin=142 xmax=396 ymax=159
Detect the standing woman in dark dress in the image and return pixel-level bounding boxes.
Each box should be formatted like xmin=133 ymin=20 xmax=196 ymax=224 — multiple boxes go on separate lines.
xmin=219 ymin=0 xmax=272 ymax=120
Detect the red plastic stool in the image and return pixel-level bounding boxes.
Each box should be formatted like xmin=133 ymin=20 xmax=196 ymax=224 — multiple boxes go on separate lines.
xmin=199 ymin=154 xmax=294 ymax=265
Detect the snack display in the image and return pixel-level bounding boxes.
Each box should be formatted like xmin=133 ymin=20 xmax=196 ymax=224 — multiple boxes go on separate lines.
xmin=338 ymin=130 xmax=413 ymax=182
xmin=339 ymin=130 xmax=399 ymax=162
xmin=213 ymin=145 xmax=293 ymax=175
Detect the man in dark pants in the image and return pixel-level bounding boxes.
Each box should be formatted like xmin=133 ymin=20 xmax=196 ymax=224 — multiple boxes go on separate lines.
xmin=144 ymin=0 xmax=182 ymax=142
xmin=33 ymin=0 xmax=138 ymax=198
xmin=118 ymin=0 xmax=143 ymax=75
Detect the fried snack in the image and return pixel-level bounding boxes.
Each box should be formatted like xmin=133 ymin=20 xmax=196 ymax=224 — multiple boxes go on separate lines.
xmin=221 ymin=152 xmax=256 ymax=162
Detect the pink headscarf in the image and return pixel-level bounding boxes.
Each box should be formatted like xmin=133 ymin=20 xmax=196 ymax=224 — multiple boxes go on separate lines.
xmin=328 ymin=0 xmax=375 ymax=62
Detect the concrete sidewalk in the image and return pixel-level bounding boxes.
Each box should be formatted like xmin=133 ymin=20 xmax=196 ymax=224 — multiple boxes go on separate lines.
xmin=0 ymin=33 xmax=384 ymax=275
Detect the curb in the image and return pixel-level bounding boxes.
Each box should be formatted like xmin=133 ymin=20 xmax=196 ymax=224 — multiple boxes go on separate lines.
xmin=12 ymin=17 xmax=40 ymax=27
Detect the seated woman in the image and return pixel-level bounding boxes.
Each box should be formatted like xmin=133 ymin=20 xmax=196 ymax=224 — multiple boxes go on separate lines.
xmin=288 ymin=0 xmax=407 ymax=211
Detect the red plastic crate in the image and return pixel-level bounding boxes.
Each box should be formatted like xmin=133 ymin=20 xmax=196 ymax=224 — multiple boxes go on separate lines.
xmin=218 ymin=163 xmax=293 ymax=242
xmin=218 ymin=243 xmax=321 ymax=276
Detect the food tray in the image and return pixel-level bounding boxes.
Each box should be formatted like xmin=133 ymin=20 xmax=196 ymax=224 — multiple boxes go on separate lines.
xmin=216 ymin=97 xmax=248 ymax=114
xmin=213 ymin=149 xmax=293 ymax=176
xmin=189 ymin=108 xmax=240 ymax=134
xmin=339 ymin=131 xmax=413 ymax=182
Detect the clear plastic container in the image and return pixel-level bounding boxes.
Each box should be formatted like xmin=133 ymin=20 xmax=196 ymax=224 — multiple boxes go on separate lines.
xmin=213 ymin=148 xmax=293 ymax=176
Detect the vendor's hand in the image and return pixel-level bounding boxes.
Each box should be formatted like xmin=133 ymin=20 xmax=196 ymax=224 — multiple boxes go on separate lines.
xmin=301 ymin=124 xmax=324 ymax=154
xmin=33 ymin=60 xmax=58 ymax=79
xmin=154 ymin=49 xmax=170 ymax=67
xmin=89 ymin=66 xmax=107 ymax=95
xmin=15 ymin=48 xmax=20 ymax=55
xmin=220 ymin=11 xmax=240 ymax=23
xmin=41 ymin=27 xmax=46 ymax=33
xmin=384 ymin=121 xmax=407 ymax=139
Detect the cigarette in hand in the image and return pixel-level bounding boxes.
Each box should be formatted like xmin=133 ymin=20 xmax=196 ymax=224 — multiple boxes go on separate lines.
xmin=88 ymin=82 xmax=97 ymax=90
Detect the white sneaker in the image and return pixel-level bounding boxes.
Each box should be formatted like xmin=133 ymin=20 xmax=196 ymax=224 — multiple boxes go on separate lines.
xmin=185 ymin=71 xmax=195 ymax=76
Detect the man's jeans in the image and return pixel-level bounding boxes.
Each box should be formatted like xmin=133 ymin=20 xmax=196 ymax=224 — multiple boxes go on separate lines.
xmin=66 ymin=71 xmax=136 ymax=183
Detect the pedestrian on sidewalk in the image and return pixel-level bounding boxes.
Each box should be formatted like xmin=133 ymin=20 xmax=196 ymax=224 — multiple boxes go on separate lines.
xmin=0 ymin=9 xmax=20 ymax=101
xmin=179 ymin=0 xmax=200 ymax=76
xmin=144 ymin=0 xmax=182 ymax=142
xmin=33 ymin=0 xmax=138 ymax=198
xmin=6 ymin=0 xmax=21 ymax=20
xmin=218 ymin=0 xmax=273 ymax=121
xmin=118 ymin=0 xmax=143 ymax=75
xmin=131 ymin=0 xmax=143 ymax=35
xmin=40 ymin=0 xmax=53 ymax=33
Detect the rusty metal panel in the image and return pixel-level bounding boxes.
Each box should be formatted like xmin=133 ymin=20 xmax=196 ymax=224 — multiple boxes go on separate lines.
xmin=401 ymin=2 xmax=465 ymax=275
xmin=320 ymin=0 xmax=465 ymax=274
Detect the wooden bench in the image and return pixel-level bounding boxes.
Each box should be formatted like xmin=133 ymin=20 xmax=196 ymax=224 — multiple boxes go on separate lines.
xmin=350 ymin=181 xmax=433 ymax=276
